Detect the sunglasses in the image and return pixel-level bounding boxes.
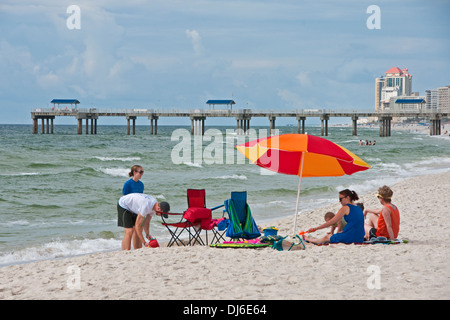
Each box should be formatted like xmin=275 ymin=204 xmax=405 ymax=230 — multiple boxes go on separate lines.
xmin=136 ymin=170 xmax=144 ymax=174
xmin=339 ymin=196 xmax=346 ymax=202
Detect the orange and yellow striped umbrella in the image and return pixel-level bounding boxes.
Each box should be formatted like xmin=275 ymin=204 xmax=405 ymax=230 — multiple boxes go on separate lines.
xmin=236 ymin=134 xmax=371 ymax=234
xmin=236 ymin=133 xmax=370 ymax=177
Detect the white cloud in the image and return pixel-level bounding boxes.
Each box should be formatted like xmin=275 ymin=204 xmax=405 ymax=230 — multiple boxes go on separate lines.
xmin=65 ymin=57 xmax=79 ymax=75
xmin=230 ymin=59 xmax=280 ymax=70
xmin=277 ymin=89 xmax=303 ymax=108
xmin=0 ymin=40 xmax=60 ymax=90
xmin=185 ymin=29 xmax=203 ymax=55
xmin=37 ymin=72 xmax=59 ymax=89
xmin=296 ymin=71 xmax=311 ymax=86
xmin=81 ymin=38 xmax=101 ymax=77
xmin=130 ymin=55 xmax=180 ymax=70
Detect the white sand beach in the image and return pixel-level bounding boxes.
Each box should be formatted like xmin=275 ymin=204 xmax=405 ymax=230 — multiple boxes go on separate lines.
xmin=1 ymin=171 xmax=449 ymax=300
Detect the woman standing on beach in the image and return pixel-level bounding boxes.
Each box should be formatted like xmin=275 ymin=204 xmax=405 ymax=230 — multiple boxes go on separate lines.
xmin=122 ymin=165 xmax=144 ymax=195
xmin=304 ymin=189 xmax=365 ymax=244
xmin=364 ymin=185 xmax=400 ymax=240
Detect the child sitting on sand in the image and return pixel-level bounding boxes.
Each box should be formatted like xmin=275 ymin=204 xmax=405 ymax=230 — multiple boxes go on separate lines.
xmin=324 ymin=202 xmax=365 ymax=234
xmin=324 ymin=211 xmax=346 ymax=234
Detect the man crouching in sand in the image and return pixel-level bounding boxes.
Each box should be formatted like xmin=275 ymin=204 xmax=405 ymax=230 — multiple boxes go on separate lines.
xmin=117 ymin=193 xmax=170 ymax=250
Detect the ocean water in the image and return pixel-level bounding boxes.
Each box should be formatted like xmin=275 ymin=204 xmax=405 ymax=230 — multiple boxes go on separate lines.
xmin=1 ymin=124 xmax=449 ymax=266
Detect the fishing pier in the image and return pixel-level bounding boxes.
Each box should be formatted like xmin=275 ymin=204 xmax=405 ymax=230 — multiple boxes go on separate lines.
xmin=31 ymin=100 xmax=448 ymax=137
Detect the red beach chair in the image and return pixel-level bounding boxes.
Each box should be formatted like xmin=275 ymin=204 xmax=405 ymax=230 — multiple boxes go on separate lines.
xmin=161 ymin=189 xmax=225 ymax=246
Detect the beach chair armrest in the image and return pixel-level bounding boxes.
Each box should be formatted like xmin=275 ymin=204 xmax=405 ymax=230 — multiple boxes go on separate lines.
xmin=210 ymin=204 xmax=224 ymax=211
xmin=160 ymin=212 xmax=184 ymax=223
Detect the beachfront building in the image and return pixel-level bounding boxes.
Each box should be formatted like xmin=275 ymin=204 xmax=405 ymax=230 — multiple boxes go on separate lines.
xmin=383 ymin=96 xmax=426 ymax=123
xmin=425 ymin=89 xmax=438 ymax=112
xmin=374 ymin=77 xmax=384 ymax=112
xmin=385 ymin=67 xmax=412 ymax=95
xmin=437 ymin=86 xmax=450 ymax=113
xmin=424 ymin=86 xmax=450 ymax=113
xmin=387 ymin=96 xmax=426 ymax=113
xmin=375 ymin=67 xmax=413 ymax=112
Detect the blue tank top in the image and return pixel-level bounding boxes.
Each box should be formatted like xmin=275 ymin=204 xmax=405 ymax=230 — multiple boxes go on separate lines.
xmin=330 ymin=204 xmax=365 ymax=244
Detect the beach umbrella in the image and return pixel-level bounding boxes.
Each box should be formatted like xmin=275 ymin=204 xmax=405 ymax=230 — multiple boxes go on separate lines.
xmin=236 ymin=133 xmax=371 ymax=235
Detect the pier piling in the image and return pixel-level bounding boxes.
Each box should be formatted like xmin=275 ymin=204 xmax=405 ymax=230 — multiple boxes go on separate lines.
xmin=297 ymin=116 xmax=306 ymax=134
xmin=190 ymin=116 xmax=205 ymax=135
xmin=320 ymin=114 xmax=330 ymax=136
xmin=352 ymin=115 xmax=358 ymax=136
xmin=269 ymin=116 xmax=276 ymax=135
xmin=379 ymin=116 xmax=392 ymax=137
xmin=126 ymin=116 xmax=136 ymax=135
xmin=32 ymin=115 xmax=55 ymax=134
xmin=76 ymin=113 xmax=98 ymax=134
xmin=149 ymin=115 xmax=158 ymax=135
xmin=235 ymin=114 xmax=251 ymax=135
xmin=430 ymin=114 xmax=441 ymax=135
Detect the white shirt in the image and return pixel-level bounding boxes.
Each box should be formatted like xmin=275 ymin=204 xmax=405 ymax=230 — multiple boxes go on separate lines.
xmin=118 ymin=193 xmax=157 ymax=217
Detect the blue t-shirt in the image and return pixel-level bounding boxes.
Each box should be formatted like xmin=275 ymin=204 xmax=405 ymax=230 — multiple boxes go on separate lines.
xmin=122 ymin=179 xmax=144 ymax=195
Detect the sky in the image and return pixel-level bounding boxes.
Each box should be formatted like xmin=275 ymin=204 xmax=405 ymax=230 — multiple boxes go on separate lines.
xmin=0 ymin=0 xmax=449 ymax=125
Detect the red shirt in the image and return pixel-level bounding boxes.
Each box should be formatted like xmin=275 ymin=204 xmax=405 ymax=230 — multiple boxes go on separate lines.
xmin=377 ymin=204 xmax=400 ymax=239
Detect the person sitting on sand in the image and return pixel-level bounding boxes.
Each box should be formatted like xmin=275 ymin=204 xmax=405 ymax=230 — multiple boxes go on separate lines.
xmin=303 ymin=189 xmax=365 ymax=244
xmin=364 ymin=186 xmax=400 ymax=240
xmin=356 ymin=202 xmax=364 ymax=212
xmin=324 ymin=211 xmax=346 ymax=235
xmin=117 ymin=193 xmax=170 ymax=250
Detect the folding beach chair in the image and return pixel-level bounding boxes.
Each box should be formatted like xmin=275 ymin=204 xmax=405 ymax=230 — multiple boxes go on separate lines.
xmin=186 ymin=189 xmax=226 ymax=245
xmin=223 ymin=191 xmax=261 ymax=240
xmin=161 ymin=189 xmax=225 ymax=246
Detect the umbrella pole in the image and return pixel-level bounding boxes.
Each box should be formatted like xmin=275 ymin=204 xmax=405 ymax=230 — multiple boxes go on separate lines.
xmin=293 ymin=152 xmax=305 ymax=235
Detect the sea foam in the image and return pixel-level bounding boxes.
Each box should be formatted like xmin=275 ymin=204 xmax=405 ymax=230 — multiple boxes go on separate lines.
xmin=94 ymin=156 xmax=141 ymax=162
xmin=0 ymin=238 xmax=121 ymax=267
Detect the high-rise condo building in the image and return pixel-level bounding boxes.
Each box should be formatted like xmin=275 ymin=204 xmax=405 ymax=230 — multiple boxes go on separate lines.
xmin=425 ymin=89 xmax=438 ymax=111
xmin=375 ymin=67 xmax=413 ymax=111
xmin=437 ymin=86 xmax=450 ymax=113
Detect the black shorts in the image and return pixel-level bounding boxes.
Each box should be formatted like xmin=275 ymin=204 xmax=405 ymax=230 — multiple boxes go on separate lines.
xmin=117 ymin=203 xmax=137 ymax=228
